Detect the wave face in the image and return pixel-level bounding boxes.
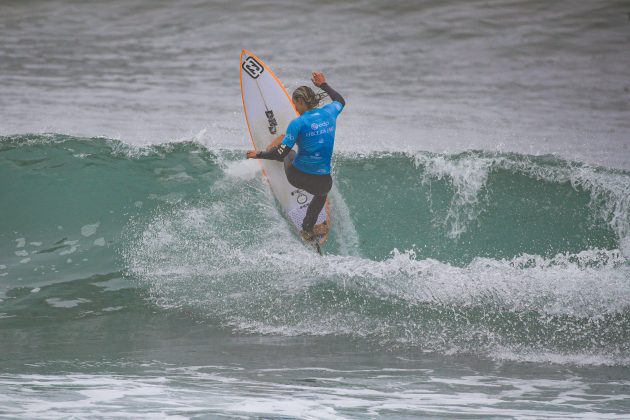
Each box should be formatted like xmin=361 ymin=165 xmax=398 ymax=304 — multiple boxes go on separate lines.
xmin=1 ymin=134 xmax=629 ymax=365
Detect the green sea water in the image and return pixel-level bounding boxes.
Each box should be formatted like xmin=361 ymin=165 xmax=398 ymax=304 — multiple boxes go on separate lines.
xmin=1 ymin=134 xmax=629 ymax=417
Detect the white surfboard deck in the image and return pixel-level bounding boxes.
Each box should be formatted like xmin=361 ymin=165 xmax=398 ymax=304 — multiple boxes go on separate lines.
xmin=240 ymin=50 xmax=330 ymax=249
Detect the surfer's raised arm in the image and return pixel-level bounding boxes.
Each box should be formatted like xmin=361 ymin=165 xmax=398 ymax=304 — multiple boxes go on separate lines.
xmin=312 ymin=72 xmax=345 ymax=107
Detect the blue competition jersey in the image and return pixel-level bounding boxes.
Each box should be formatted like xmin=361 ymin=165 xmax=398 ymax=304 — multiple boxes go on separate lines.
xmin=280 ymin=101 xmax=344 ymax=175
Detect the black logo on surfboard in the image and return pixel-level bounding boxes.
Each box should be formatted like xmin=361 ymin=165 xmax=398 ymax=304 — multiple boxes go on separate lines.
xmin=266 ymin=110 xmax=278 ymax=134
xmin=242 ymin=56 xmax=264 ymax=79
xmin=291 ymin=189 xmax=308 ymax=205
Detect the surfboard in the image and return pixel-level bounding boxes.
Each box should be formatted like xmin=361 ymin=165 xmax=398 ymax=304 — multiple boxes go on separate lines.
xmin=240 ymin=50 xmax=330 ymax=252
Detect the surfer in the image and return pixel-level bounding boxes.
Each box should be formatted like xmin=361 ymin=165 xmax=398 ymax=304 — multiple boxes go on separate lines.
xmin=246 ymin=71 xmax=345 ymax=240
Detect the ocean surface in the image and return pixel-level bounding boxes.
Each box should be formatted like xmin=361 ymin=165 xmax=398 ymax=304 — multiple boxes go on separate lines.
xmin=1 ymin=0 xmax=630 ymax=418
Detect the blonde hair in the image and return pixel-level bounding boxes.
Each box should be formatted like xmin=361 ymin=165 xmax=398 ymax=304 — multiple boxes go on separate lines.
xmin=292 ymin=86 xmax=327 ymax=110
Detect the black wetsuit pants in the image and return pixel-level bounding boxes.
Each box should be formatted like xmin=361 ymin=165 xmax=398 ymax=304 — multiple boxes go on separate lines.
xmin=284 ymin=151 xmax=332 ymax=232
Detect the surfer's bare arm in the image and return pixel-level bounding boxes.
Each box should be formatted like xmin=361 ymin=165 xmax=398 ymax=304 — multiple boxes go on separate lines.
xmin=246 ymin=144 xmax=292 ymax=161
xmin=266 ymin=134 xmax=285 ymax=151
xmin=312 ymin=72 xmax=345 ymax=107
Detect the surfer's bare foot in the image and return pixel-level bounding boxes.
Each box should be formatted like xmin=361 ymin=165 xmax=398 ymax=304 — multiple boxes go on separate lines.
xmin=312 ymin=223 xmax=328 ymax=236
xmin=301 ymin=223 xmax=327 ymax=242
xmin=301 ymin=230 xmax=315 ymax=241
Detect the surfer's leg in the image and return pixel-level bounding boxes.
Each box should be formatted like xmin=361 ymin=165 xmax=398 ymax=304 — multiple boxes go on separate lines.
xmin=301 ymin=174 xmax=332 ymax=233
xmin=283 ymin=156 xmax=332 ymax=234
xmin=302 ymin=194 xmax=327 ymax=233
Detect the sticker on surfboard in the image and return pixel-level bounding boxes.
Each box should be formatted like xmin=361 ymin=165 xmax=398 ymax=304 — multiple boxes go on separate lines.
xmin=242 ymin=56 xmax=264 ymax=79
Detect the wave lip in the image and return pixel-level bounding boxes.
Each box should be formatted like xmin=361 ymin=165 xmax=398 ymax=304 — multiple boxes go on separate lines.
xmin=413 ymin=150 xmax=630 ymax=243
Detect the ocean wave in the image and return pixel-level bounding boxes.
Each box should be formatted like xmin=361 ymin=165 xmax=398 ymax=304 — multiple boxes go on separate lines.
xmin=2 ymin=134 xmax=629 ymax=364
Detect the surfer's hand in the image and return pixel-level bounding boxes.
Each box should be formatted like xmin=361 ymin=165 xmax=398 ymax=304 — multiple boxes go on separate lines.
xmin=266 ymin=134 xmax=285 ymax=151
xmin=311 ymin=72 xmax=326 ymax=87
xmin=246 ymin=150 xmax=258 ymax=159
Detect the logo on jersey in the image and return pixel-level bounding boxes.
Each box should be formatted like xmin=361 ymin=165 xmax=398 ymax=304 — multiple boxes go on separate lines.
xmin=311 ymin=121 xmax=329 ymax=131
xmin=242 ymin=56 xmax=264 ymax=79
xmin=265 ymin=110 xmax=278 ymax=134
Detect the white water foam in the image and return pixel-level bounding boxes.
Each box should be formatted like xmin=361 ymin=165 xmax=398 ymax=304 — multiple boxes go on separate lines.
xmin=328 ymin=185 xmax=361 ymax=257
xmin=219 ymin=154 xmax=261 ymax=181
xmin=45 ymin=298 xmax=91 ymax=308
xmin=1 ymin=365 xmax=627 ymax=418
xmin=125 ymin=166 xmax=630 ymax=365
xmin=81 ymin=222 xmax=100 ymax=237
xmin=489 ymin=346 xmax=630 ymax=367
